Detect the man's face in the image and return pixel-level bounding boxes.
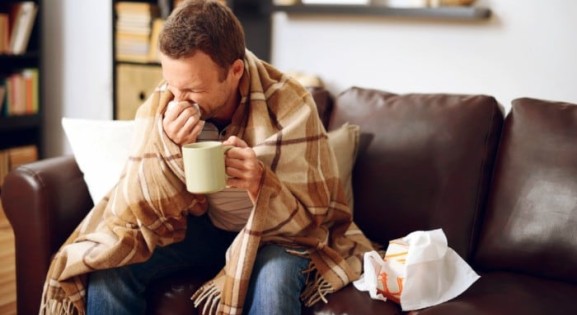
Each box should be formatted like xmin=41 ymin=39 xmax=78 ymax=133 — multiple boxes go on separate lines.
xmin=161 ymin=51 xmax=238 ymax=122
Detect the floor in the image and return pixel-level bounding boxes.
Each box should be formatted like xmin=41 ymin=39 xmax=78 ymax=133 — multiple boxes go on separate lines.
xmin=0 ymin=201 xmax=17 ymax=315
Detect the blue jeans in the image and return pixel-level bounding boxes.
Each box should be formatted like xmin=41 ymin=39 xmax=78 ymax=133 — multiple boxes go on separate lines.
xmin=86 ymin=214 xmax=310 ymax=315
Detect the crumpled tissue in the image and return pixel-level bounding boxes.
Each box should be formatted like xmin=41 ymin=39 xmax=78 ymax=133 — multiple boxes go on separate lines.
xmin=353 ymin=228 xmax=480 ymax=311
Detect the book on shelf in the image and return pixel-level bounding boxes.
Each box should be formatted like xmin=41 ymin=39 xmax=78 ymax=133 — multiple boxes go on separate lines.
xmin=116 ymin=1 xmax=158 ymax=13
xmin=0 ymin=13 xmax=9 ymax=54
xmin=116 ymin=23 xmax=153 ymax=36
xmin=1 ymin=68 xmax=39 ymax=117
xmin=22 ymin=68 xmax=39 ymax=113
xmin=9 ymin=1 xmax=38 ymax=55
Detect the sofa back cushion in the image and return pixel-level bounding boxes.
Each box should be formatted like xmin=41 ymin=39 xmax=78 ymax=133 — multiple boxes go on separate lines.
xmin=475 ymin=98 xmax=577 ymax=283
xmin=329 ymin=87 xmax=503 ymax=259
xmin=309 ymin=87 xmax=333 ymax=129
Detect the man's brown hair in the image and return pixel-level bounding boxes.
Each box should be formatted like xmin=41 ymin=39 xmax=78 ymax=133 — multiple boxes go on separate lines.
xmin=159 ymin=0 xmax=246 ymax=73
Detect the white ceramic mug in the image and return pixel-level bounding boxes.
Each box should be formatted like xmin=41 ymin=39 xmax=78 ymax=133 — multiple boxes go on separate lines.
xmin=182 ymin=141 xmax=232 ymax=194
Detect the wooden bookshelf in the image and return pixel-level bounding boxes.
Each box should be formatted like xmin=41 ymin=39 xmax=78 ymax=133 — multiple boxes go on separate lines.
xmin=112 ymin=0 xmax=163 ymax=120
xmin=0 ymin=0 xmax=42 ymax=163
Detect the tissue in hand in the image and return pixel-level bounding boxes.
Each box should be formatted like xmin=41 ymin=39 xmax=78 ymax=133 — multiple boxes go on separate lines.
xmin=167 ymin=101 xmax=201 ymax=118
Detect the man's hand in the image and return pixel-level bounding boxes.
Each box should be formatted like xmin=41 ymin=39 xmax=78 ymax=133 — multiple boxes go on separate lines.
xmin=223 ymin=136 xmax=264 ymax=204
xmin=163 ymin=101 xmax=204 ymax=145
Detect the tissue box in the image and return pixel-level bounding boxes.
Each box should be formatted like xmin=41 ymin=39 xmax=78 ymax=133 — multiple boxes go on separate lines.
xmin=354 ymin=229 xmax=480 ymax=311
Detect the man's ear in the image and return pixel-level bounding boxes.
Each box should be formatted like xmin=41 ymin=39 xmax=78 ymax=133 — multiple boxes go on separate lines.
xmin=231 ymin=59 xmax=244 ymax=80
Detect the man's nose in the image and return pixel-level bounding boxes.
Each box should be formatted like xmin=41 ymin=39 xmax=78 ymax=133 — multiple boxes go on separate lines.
xmin=173 ymin=90 xmax=184 ymax=101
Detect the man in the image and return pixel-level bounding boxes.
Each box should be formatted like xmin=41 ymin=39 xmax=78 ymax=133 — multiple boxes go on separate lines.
xmin=39 ymin=1 xmax=373 ymax=314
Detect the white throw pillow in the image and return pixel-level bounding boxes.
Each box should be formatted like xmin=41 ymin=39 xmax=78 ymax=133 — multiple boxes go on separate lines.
xmin=61 ymin=118 xmax=136 ymax=203
xmin=327 ymin=122 xmax=361 ymax=213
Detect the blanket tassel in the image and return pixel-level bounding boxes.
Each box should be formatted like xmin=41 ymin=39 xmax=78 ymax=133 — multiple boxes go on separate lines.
xmin=300 ymin=262 xmax=333 ymax=307
xmin=39 ymin=282 xmax=77 ymax=315
xmin=191 ymin=281 xmax=222 ymax=315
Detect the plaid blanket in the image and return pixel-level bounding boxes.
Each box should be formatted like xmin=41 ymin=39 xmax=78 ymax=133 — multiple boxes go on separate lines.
xmin=40 ymin=51 xmax=374 ymax=315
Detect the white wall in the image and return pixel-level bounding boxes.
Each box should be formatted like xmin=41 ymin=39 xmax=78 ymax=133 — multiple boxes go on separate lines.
xmin=42 ymin=0 xmax=577 ymax=157
xmin=43 ymin=0 xmax=112 ymax=157
xmin=272 ymin=0 xmax=577 ymax=112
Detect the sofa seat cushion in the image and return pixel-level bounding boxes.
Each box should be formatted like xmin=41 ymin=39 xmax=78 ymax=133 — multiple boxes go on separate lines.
xmin=303 ymin=284 xmax=402 ymax=315
xmin=409 ymin=272 xmax=577 ymax=315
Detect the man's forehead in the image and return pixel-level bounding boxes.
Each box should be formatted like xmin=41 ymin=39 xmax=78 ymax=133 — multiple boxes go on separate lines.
xmin=162 ymin=62 xmax=214 ymax=90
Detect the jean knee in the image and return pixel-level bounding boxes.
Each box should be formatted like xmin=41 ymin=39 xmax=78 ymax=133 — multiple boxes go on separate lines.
xmin=245 ymin=245 xmax=310 ymax=315
xmin=254 ymin=245 xmax=308 ymax=282
xmin=87 ymin=265 xmax=147 ymax=315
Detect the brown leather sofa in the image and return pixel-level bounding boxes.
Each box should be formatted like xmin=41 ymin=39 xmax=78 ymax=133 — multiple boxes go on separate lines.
xmin=4 ymin=86 xmax=577 ymax=315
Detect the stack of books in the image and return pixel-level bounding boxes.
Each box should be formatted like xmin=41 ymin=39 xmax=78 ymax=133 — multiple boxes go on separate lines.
xmin=0 ymin=1 xmax=38 ymax=55
xmin=115 ymin=2 xmax=159 ymax=63
xmin=0 ymin=68 xmax=39 ymax=117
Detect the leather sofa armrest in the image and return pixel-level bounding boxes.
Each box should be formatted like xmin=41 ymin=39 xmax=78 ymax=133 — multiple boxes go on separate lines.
xmin=1 ymin=155 xmax=93 ymax=315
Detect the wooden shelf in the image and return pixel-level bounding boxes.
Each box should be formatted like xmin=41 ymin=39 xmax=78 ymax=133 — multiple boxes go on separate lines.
xmin=0 ymin=0 xmax=43 ymax=158
xmin=272 ymin=4 xmax=491 ymax=20
xmin=0 ymin=115 xmax=41 ymax=131
xmin=0 ymin=52 xmax=40 ymax=61
xmin=0 ymin=52 xmax=40 ymax=69
xmin=116 ymin=60 xmax=161 ymax=67
xmin=0 ymin=115 xmax=42 ymax=152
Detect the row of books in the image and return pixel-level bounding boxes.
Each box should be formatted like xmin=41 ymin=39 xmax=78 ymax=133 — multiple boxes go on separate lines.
xmin=0 ymin=144 xmax=38 ymax=188
xmin=0 ymin=1 xmax=38 ymax=55
xmin=0 ymin=68 xmax=40 ymax=117
xmin=115 ymin=1 xmax=162 ymax=63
